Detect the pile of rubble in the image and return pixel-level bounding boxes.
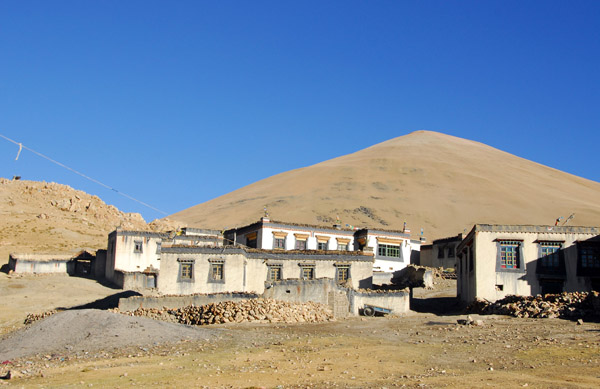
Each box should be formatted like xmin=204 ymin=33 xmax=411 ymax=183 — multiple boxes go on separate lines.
xmin=122 ymin=299 xmax=334 ymax=325
xmin=24 ymin=310 xmax=57 ymax=325
xmin=467 ymin=291 xmax=600 ymax=319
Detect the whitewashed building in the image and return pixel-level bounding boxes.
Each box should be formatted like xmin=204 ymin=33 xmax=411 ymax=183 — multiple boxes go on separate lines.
xmin=158 ymin=245 xmax=374 ymax=295
xmin=224 ymin=217 xmax=419 ymax=272
xmin=456 ymin=224 xmax=600 ymax=303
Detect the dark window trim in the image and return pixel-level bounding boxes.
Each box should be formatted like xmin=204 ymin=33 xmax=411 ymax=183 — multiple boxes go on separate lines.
xmin=208 ymin=259 xmax=225 ymax=283
xmin=267 ymin=264 xmax=282 ymax=281
xmin=299 ymin=264 xmax=316 ymax=280
xmin=377 ymin=243 xmax=402 ymax=260
xmin=577 ymin=243 xmax=600 ymax=277
xmin=177 ymin=258 xmax=195 ymax=282
xmin=536 ymin=241 xmax=566 ymax=277
xmin=273 ymin=237 xmax=286 ymax=249
xmin=335 ymin=263 xmax=351 ymax=283
xmin=495 ymin=240 xmax=525 ymax=273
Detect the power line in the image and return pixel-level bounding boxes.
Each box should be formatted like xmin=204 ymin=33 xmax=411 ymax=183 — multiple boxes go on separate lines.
xmin=0 ymin=133 xmax=168 ymax=216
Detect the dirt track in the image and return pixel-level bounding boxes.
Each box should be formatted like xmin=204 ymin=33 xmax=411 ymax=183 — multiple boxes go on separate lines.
xmin=0 ymin=274 xmax=599 ymax=388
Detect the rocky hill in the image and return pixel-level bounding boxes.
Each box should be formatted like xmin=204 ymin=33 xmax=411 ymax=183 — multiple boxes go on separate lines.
xmin=170 ymin=131 xmax=600 ymax=239
xmin=0 ymin=178 xmax=183 ymax=265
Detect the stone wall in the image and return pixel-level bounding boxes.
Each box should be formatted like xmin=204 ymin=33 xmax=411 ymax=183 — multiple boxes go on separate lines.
xmin=348 ymin=289 xmax=410 ymax=316
xmin=118 ymin=277 xmax=409 ymax=317
xmin=113 ymin=270 xmax=156 ymax=290
xmin=118 ymin=292 xmax=259 ymax=311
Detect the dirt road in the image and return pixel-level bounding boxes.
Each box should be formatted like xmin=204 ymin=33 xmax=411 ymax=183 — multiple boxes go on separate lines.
xmin=1 ymin=274 xmax=599 ymax=388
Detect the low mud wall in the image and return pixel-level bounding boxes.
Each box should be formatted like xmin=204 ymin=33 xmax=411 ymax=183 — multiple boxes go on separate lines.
xmin=348 ymin=289 xmax=410 ymax=316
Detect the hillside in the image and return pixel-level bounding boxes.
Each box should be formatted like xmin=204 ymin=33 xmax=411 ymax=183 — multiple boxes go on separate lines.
xmin=0 ymin=178 xmax=182 ymax=265
xmin=170 ymin=131 xmax=600 ymax=239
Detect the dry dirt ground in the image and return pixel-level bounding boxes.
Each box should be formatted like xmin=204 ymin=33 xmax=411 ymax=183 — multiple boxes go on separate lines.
xmin=1 ymin=274 xmax=599 ymax=388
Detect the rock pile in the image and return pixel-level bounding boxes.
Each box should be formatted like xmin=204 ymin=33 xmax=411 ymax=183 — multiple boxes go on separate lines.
xmin=122 ymin=299 xmax=334 ymax=325
xmin=24 ymin=310 xmax=57 ymax=325
xmin=467 ymin=291 xmax=600 ymax=319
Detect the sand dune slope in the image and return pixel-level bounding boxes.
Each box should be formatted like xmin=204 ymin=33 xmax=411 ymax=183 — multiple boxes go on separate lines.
xmin=170 ymin=131 xmax=600 ymax=239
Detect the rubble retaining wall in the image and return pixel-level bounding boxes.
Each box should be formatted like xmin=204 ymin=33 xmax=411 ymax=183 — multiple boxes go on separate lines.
xmin=118 ymin=292 xmax=260 ymax=311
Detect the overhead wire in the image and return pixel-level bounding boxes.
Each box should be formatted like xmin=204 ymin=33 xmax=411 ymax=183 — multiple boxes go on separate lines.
xmin=0 ymin=133 xmax=168 ymax=216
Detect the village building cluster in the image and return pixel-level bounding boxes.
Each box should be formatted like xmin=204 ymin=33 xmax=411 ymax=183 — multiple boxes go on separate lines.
xmin=7 ymin=214 xmax=600 ymax=315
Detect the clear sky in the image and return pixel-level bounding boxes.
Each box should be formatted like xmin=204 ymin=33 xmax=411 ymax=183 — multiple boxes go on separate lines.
xmin=1 ymin=1 xmax=598 ymax=222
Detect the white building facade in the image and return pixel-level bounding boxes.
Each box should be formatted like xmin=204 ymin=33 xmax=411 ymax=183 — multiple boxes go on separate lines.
xmin=456 ymin=224 xmax=600 ymax=303
xmin=224 ymin=217 xmax=419 ymax=272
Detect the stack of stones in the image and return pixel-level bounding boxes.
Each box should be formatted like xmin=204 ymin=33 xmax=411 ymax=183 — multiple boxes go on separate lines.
xmin=123 ymin=298 xmax=334 ymax=325
xmin=24 ymin=310 xmax=57 ymax=325
xmin=468 ymin=291 xmax=600 ymax=319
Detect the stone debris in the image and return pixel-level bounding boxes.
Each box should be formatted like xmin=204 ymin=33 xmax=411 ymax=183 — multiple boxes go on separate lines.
xmin=118 ymin=299 xmax=334 ymax=325
xmin=467 ymin=291 xmax=600 ymax=320
xmin=24 ymin=310 xmax=57 ymax=325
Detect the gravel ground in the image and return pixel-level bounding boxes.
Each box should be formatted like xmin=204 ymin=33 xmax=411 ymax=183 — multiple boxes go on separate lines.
xmin=0 ymin=309 xmax=221 ymax=361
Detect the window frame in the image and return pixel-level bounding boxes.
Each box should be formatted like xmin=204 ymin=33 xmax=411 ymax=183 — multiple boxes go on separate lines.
xmin=267 ymin=264 xmax=282 ymax=281
xmin=495 ymin=240 xmax=525 ymax=272
xmin=377 ymin=243 xmax=401 ymax=259
xmin=317 ymin=241 xmax=328 ymax=250
xmin=274 ymin=237 xmax=286 ymax=249
xmin=437 ymin=246 xmax=445 ymax=259
xmin=577 ymin=243 xmax=600 ymax=277
xmin=447 ymin=245 xmax=455 ymax=258
xmin=299 ymin=264 xmax=315 ymax=280
xmin=134 ymin=240 xmax=143 ymax=253
xmin=295 ymin=239 xmax=307 ymax=250
xmin=536 ymin=241 xmax=566 ymax=276
xmin=208 ymin=259 xmax=225 ymax=283
xmin=177 ymin=258 xmax=195 ymax=282
xmin=335 ymin=264 xmax=351 ymax=283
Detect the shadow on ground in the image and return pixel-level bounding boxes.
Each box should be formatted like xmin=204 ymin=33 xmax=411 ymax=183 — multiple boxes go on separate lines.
xmin=410 ymin=296 xmax=465 ymax=316
xmin=57 ymin=290 xmax=142 ymax=311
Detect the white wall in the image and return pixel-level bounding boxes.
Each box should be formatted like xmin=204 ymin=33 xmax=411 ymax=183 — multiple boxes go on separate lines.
xmin=257 ymin=226 xmax=354 ymax=251
xmin=466 ymin=229 xmax=597 ymax=302
xmin=106 ymin=231 xmax=163 ymax=284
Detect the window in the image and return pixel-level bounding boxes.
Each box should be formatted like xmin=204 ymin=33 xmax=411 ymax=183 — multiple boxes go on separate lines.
xmin=156 ymin=242 xmax=162 ymax=254
xmin=317 ymin=242 xmax=328 ymax=250
xmin=274 ymin=238 xmax=285 ymax=249
xmin=499 ymin=241 xmax=520 ymax=269
xmin=377 ymin=244 xmax=400 ymax=258
xmin=300 ymin=265 xmax=315 ymax=280
xmin=178 ymin=259 xmax=195 ymax=281
xmin=337 ymin=243 xmax=347 ymax=251
xmin=181 ymin=263 xmax=193 ymax=279
xmin=134 ymin=240 xmax=143 ymax=253
xmin=210 ymin=263 xmax=224 ymax=281
xmin=268 ymin=265 xmax=282 ymax=281
xmin=539 ymin=242 xmax=561 ymax=268
xmin=437 ymin=247 xmax=445 ymax=259
xmin=247 ymin=237 xmax=257 ymax=248
xmin=336 ymin=265 xmax=350 ymax=283
xmin=581 ymin=247 xmax=600 ymax=269
xmin=577 ymin=243 xmax=600 ymax=277
xmin=295 ymin=239 xmax=307 ymax=250
xmin=447 ymin=246 xmax=455 ymax=258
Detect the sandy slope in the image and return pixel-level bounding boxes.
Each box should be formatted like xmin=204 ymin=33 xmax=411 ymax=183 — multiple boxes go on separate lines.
xmin=170 ymin=131 xmax=600 ymax=239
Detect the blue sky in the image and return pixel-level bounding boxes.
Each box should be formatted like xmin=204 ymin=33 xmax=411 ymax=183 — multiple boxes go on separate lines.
xmin=1 ymin=1 xmax=598 ymax=222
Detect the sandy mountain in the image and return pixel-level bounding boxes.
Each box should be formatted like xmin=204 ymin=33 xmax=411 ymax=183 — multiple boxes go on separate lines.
xmin=0 ymin=178 xmax=184 ymax=265
xmin=170 ymin=131 xmax=600 ymax=239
